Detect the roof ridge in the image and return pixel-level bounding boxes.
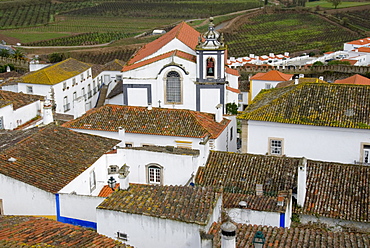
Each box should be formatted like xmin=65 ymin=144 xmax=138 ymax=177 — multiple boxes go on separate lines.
xmin=189 ymin=110 xmax=212 ymax=138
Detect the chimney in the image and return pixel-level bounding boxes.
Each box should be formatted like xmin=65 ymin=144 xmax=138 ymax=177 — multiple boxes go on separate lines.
xmin=6 ymin=65 xmax=10 ymax=72
xmin=43 ymin=99 xmax=53 ymax=125
xmin=299 ymin=74 xmax=304 ymax=78
xmin=256 ymin=184 xmax=263 ymax=196
xmin=294 ymin=76 xmax=299 ymax=85
xmin=118 ymin=127 xmax=125 ymax=147
xmin=148 ymin=103 xmax=152 ymax=110
xmin=249 ymin=54 xmax=255 ymax=58
xmin=297 ymin=157 xmax=307 ymax=207
xmin=215 ymin=104 xmax=223 ymax=123
xmin=221 ymin=221 xmax=237 ymax=248
xmin=319 ymin=76 xmax=324 ymax=81
xmin=118 ymin=164 xmax=130 ymax=190
xmin=284 ymin=52 xmax=289 ymax=57
xmin=269 ymin=53 xmax=274 ymax=58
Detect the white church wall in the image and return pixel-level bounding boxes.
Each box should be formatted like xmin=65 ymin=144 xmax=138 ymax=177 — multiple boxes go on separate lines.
xmin=247 ymin=120 xmax=370 ymax=164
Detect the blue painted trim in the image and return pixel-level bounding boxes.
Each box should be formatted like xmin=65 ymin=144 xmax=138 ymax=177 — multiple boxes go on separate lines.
xmin=55 ymin=194 xmax=61 ymax=222
xmin=196 ymin=84 xmax=225 ymax=113
xmin=280 ymin=213 xmax=285 ymax=228
xmin=58 ymin=216 xmax=97 ymax=229
xmin=123 ymin=84 xmax=152 ymax=105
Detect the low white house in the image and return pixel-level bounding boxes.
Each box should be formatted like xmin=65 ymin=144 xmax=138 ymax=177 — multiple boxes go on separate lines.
xmin=0 ymin=125 xmax=120 ymax=228
xmin=248 ymin=70 xmax=293 ymax=103
xmin=97 ymin=184 xmax=222 ymax=248
xmin=239 ymin=82 xmax=370 ymax=165
xmin=2 ymin=58 xmax=100 ymax=117
xmin=343 ymin=37 xmax=370 ymax=51
xmin=63 ymin=104 xmax=237 ymax=164
xmin=0 ymin=90 xmax=44 ymax=129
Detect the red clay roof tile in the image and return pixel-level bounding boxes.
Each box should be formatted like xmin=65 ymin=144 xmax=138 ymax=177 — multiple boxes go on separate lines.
xmin=251 ymin=70 xmax=293 ymax=81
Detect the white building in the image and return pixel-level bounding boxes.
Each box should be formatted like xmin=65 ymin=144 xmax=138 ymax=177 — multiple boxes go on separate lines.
xmin=2 ymin=58 xmax=100 ymax=117
xmin=97 ymin=184 xmax=222 ymax=248
xmin=63 ymin=104 xmax=237 ymax=163
xmin=239 ymin=82 xmax=370 ymax=165
xmin=0 ymin=125 xmax=120 ymax=229
xmin=114 ymin=19 xmax=240 ymax=114
xmin=0 ymin=90 xmax=44 ymax=129
xmin=343 ymin=37 xmax=370 ymax=51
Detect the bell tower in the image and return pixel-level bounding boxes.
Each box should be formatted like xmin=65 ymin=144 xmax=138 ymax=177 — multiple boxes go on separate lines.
xmin=196 ymin=17 xmax=227 ymax=83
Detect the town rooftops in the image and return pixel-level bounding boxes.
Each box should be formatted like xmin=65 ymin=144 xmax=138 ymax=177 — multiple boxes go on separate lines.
xmin=97 ymin=184 xmax=220 ymax=226
xmin=276 ymin=77 xmax=327 ymax=88
xmin=238 ymin=83 xmax=370 ymax=129
xmin=346 ymin=37 xmax=370 ymax=45
xmin=195 ymin=151 xmax=299 ymax=196
xmin=334 ymin=74 xmax=370 ymax=85
xmin=209 ymin=222 xmax=370 ymax=248
xmin=63 ymin=104 xmax=230 ymax=139
xmin=0 ymin=90 xmax=43 ymax=109
xmin=0 ymin=125 xmax=120 ymax=193
xmin=357 ymin=46 xmax=370 ymax=53
xmin=127 ymin=22 xmax=200 ymax=65
xmin=250 ymin=70 xmax=293 ymax=81
xmin=0 ymin=216 xmax=130 ymax=247
xmin=19 ymin=58 xmax=91 ymax=85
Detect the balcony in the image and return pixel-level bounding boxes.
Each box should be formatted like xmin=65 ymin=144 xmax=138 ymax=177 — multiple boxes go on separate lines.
xmin=88 ymin=91 xmax=92 ymax=99
xmin=63 ymin=103 xmax=70 ymax=112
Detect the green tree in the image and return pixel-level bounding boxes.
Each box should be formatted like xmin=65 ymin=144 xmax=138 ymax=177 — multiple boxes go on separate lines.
xmin=327 ymin=60 xmax=350 ymax=65
xmin=48 ymin=53 xmax=65 ymax=63
xmin=0 ymin=49 xmax=10 ymax=58
xmin=326 ymin=0 xmax=341 ymax=9
xmin=12 ymin=49 xmax=25 ymax=60
xmin=226 ymin=102 xmax=238 ymax=115
xmin=312 ymin=61 xmax=324 ymax=66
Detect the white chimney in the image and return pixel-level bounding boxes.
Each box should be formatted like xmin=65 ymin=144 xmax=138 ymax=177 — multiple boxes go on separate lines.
xmin=43 ymin=99 xmax=53 ymax=125
xmin=284 ymin=52 xmax=289 ymax=57
xmin=215 ymin=104 xmax=223 ymax=123
xmin=221 ymin=221 xmax=236 ymax=248
xmin=249 ymin=54 xmax=255 ymax=58
xmin=6 ymin=66 xmax=10 ymax=72
xmin=297 ymin=157 xmax=307 ymax=207
xmin=319 ymin=76 xmax=324 ymax=81
xmin=299 ymin=74 xmax=304 ymax=78
xmin=118 ymin=127 xmax=125 ymax=147
xmin=294 ymin=76 xmax=299 ymax=85
xmin=118 ymin=164 xmax=130 ymax=190
xmin=269 ymin=53 xmax=274 ymax=57
xmin=148 ymin=103 xmax=152 ymax=110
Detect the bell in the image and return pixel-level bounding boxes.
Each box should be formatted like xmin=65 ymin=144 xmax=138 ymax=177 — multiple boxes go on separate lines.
xmin=208 ymin=67 xmax=213 ymax=74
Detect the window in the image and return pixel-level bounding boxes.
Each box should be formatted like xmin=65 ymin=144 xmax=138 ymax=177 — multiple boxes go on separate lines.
xmin=108 ymin=165 xmax=119 ymax=174
xmin=82 ymin=88 xmax=86 ymax=100
xmin=93 ymin=80 xmax=97 ymax=94
xmin=165 ymin=71 xmax=181 ymax=103
xmin=238 ymin=93 xmax=243 ymax=102
xmin=230 ymin=127 xmax=233 ymax=141
xmin=116 ymin=75 xmax=122 ymax=82
xmin=125 ymin=143 xmax=133 ymax=147
xmin=265 ymin=83 xmax=272 ymax=89
xmin=80 ymin=74 xmax=84 ymax=82
xmin=90 ymin=170 xmax=96 ymax=192
xmin=72 ymin=78 xmax=76 ymax=86
xmin=26 ymin=86 xmax=33 ymax=94
xmin=0 ymin=117 xmax=3 ymax=129
xmin=269 ymin=138 xmax=283 ymax=155
xmin=362 ymin=144 xmax=370 ymax=164
xmin=63 ymin=96 xmax=70 ymax=112
xmin=206 ymin=57 xmax=215 ymax=77
xmin=87 ymin=84 xmax=92 ymax=98
xmin=117 ymin=232 xmax=128 ymax=241
xmin=146 ymin=164 xmax=162 ymax=184
xmin=63 ymin=82 xmax=67 ymax=90
xmin=87 ymin=70 xmax=90 ymax=78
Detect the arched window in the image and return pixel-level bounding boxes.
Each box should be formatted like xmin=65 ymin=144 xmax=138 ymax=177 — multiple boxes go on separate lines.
xmin=146 ymin=164 xmax=163 ymax=184
xmin=206 ymin=57 xmax=215 ymax=77
xmin=166 ymin=71 xmax=181 ymax=103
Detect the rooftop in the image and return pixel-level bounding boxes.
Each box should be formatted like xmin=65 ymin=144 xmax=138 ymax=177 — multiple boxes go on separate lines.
xmin=19 ymin=58 xmax=91 ymax=85
xmin=0 ymin=215 xmax=131 ymax=247
xmin=127 ymin=22 xmax=199 ymax=65
xmin=346 ymin=37 xmax=370 ymax=45
xmin=0 ymin=125 xmax=120 ymax=193
xmin=238 ymin=83 xmax=370 ymax=129
xmin=250 ymin=70 xmax=293 ymax=81
xmin=63 ymin=104 xmax=230 ymax=139
xmin=334 ymin=74 xmax=370 ymax=85
xmin=275 ymin=78 xmax=327 ymax=88
xmin=209 ymin=222 xmax=370 ymax=248
xmin=97 ymin=184 xmax=220 ymax=226
xmin=0 ymin=90 xmax=43 ymax=110
xmin=126 ymin=145 xmax=200 ymax=156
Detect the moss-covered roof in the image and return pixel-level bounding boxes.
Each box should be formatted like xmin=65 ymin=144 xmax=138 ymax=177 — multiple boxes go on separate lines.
xmin=238 ymin=83 xmax=370 ymax=129
xmin=20 ymin=58 xmax=92 ymax=85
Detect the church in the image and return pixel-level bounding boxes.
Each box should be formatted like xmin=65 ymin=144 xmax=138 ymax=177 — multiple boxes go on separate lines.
xmin=112 ymin=18 xmax=240 ymax=114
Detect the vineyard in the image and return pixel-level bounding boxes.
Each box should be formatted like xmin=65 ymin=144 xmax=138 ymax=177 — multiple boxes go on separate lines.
xmin=68 ymin=48 xmax=138 ymax=65
xmin=334 ymin=9 xmax=370 ymax=31
xmin=223 ymin=12 xmax=361 ymax=58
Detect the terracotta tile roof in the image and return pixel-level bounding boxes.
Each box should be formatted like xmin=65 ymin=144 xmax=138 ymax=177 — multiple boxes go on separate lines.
xmin=122 ymin=50 xmax=196 ymax=72
xmin=0 ymin=70 xmax=22 ymax=79
xmin=334 ymin=74 xmax=370 ymax=85
xmin=0 ymin=128 xmax=39 ymax=153
xmin=341 ymin=59 xmax=357 ymax=65
xmin=225 ymin=67 xmax=240 ymax=76
xmin=98 ymin=183 xmax=120 ymax=197
xmin=297 ymin=160 xmax=370 ymax=223
xmin=276 ymin=78 xmax=327 ymax=88
xmin=226 ymin=86 xmax=240 ymax=94
xmin=357 ymin=46 xmax=370 ymax=53
xmin=346 ymin=37 xmax=370 ymax=45
xmin=209 ymin=222 xmax=370 ymax=248
xmin=238 ymin=83 xmax=370 ymax=129
xmin=250 ymin=70 xmax=293 ymax=81
xmin=0 ymin=125 xmax=120 ymax=193
xmin=19 ymin=58 xmax=92 ymax=85
xmin=195 ymin=151 xmax=298 ymax=196
xmin=63 ymin=104 xmax=230 ymax=139
xmin=127 ymin=145 xmax=200 ymax=156
xmin=0 ymin=90 xmax=43 ymax=110
xmin=97 ymin=184 xmax=220 ymax=225
xmin=128 ymin=22 xmax=199 ymax=65
xmin=0 ymin=216 xmax=131 ymax=247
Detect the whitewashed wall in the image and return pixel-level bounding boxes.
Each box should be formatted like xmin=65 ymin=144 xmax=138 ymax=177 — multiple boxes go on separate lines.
xmin=250 ymin=79 xmax=283 ymax=101
xmin=214 ymin=115 xmax=237 ymax=152
xmin=247 ymin=120 xmax=370 ymax=164
xmin=227 ymin=208 xmax=281 ymax=227
xmin=13 ymin=100 xmax=41 ymax=128
xmin=0 ymin=174 xmax=55 ymax=216
xmin=97 ymin=210 xmax=205 ymax=248
xmin=0 ymin=104 xmax=14 ymax=129
xmin=59 ymin=193 xmax=104 ymax=223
